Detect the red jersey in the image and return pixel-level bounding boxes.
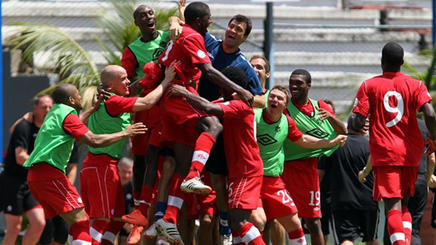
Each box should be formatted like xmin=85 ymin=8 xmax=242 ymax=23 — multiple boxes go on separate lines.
xmin=218 ymin=100 xmax=263 ymax=178
xmin=158 ymin=24 xmax=211 ymax=92
xmin=293 ymin=99 xmax=336 ymax=117
xmin=63 ymin=114 xmax=89 ymax=140
xmin=353 ymin=72 xmax=432 ymax=167
xmin=105 ymin=95 xmax=137 ymax=116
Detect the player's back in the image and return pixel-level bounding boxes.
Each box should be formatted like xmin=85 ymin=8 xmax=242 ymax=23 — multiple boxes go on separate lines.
xmin=158 ymin=25 xmax=209 ymax=89
xmin=358 ymin=72 xmax=430 ymax=167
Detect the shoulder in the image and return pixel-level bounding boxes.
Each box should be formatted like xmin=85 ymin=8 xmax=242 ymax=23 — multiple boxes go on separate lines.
xmin=13 ymin=120 xmax=32 ymax=135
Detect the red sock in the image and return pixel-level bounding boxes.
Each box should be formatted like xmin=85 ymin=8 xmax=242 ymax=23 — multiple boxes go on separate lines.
xmin=185 ymin=133 xmax=216 ymax=180
xmin=232 ymin=223 xmax=265 ymax=245
xmin=288 ymin=228 xmax=306 ymax=245
xmin=69 ymin=220 xmax=93 ymax=245
xmin=387 ymin=209 xmax=406 ymax=245
xmin=101 ymin=221 xmax=124 ymax=245
xmin=138 ymin=185 xmax=154 ymax=216
xmin=402 ymin=206 xmax=412 ymax=245
xmin=163 ymin=173 xmax=186 ymax=224
xmin=90 ymin=220 xmax=108 ymax=245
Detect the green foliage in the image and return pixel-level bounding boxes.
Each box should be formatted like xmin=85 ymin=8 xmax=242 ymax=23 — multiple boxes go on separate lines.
xmin=402 ymin=46 xmax=436 ymax=89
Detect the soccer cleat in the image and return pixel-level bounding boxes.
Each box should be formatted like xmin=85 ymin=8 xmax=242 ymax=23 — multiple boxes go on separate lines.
xmin=122 ymin=209 xmax=149 ymax=226
xmin=143 ymin=222 xmax=158 ymax=239
xmin=180 ymin=177 xmax=212 ymax=195
xmin=127 ymin=225 xmax=144 ymax=245
xmin=156 ymin=219 xmax=184 ymax=245
xmin=220 ymin=234 xmax=233 ymax=245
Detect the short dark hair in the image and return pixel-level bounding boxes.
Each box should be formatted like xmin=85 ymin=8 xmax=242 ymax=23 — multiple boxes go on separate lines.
xmin=250 ymin=55 xmax=270 ymax=73
xmin=290 ymin=69 xmax=312 ymax=84
xmin=52 ymin=84 xmax=75 ymax=104
xmin=133 ymin=5 xmax=151 ymax=20
xmin=270 ymin=85 xmax=290 ymax=105
xmin=347 ymin=113 xmax=363 ymax=132
xmin=228 ymin=14 xmax=252 ymax=37
xmin=382 ymin=41 xmax=404 ymax=68
xmin=184 ymin=2 xmax=210 ymax=24
xmin=222 ymin=66 xmax=249 ymax=90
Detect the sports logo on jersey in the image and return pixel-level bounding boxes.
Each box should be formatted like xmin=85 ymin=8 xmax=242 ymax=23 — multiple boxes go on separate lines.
xmin=353 ymin=98 xmax=358 ymax=108
xmin=305 ymin=128 xmax=329 ymax=138
xmin=197 ymin=50 xmax=206 ymax=58
xmin=257 ymin=133 xmax=277 ymax=146
xmin=152 ymin=47 xmax=166 ymax=62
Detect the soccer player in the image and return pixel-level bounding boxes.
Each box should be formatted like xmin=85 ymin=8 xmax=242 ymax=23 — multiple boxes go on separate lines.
xmin=0 ymin=95 xmax=52 ymax=245
xmin=283 ymin=69 xmax=347 ymax=245
xmin=80 ymin=64 xmax=175 ymax=245
xmin=352 ymin=41 xmax=436 ymax=245
xmin=250 ymin=55 xmax=270 ymax=91
xmin=154 ymin=2 xmax=253 ymax=243
xmin=319 ymin=114 xmax=379 ymax=245
xmin=167 ymin=66 xmax=265 ymax=245
xmin=256 ymin=85 xmax=346 ymax=245
xmin=23 ymin=83 xmax=146 ymax=245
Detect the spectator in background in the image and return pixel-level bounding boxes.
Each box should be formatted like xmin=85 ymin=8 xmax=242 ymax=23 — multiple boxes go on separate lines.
xmin=321 ymin=114 xmax=379 ymax=245
xmin=250 ymin=55 xmax=270 ymax=91
xmin=117 ymin=157 xmax=135 ymax=245
xmin=0 ymin=95 xmax=52 ymax=245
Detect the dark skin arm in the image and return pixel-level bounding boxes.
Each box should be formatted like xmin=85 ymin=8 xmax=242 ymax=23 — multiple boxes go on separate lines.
xmin=167 ymin=84 xmax=223 ymax=116
xmin=198 ymin=63 xmax=253 ymax=106
xmin=317 ymin=106 xmax=347 ymax=134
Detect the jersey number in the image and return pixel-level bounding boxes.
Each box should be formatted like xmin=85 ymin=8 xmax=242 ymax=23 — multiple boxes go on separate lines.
xmin=161 ymin=40 xmax=174 ymax=62
xmin=308 ymin=191 xmax=320 ymax=206
xmin=277 ymin=190 xmax=292 ymax=204
xmin=383 ymin=91 xmax=404 ymax=128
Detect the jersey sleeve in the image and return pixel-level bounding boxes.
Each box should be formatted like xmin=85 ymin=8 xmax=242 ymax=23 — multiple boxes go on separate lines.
xmin=285 ymin=114 xmax=303 ymax=142
xmin=219 ymin=100 xmax=249 ymax=119
xmin=318 ymin=100 xmax=337 ymax=117
xmin=415 ymin=80 xmax=432 ymax=111
xmin=63 ymin=114 xmax=89 ymax=140
xmin=182 ymin=34 xmax=211 ymax=65
xmin=12 ymin=121 xmax=31 ymax=150
xmin=121 ymin=47 xmax=138 ymax=80
xmin=105 ymin=95 xmax=138 ymax=116
xmin=204 ymin=32 xmax=220 ymax=53
xmin=352 ymin=81 xmax=370 ymax=117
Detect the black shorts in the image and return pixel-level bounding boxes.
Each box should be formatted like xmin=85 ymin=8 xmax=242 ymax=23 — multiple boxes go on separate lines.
xmin=320 ymin=193 xmax=331 ymax=235
xmin=39 ymin=216 xmax=69 ymax=244
xmin=432 ymin=194 xmax=436 ymax=228
xmin=0 ymin=173 xmax=40 ymax=215
xmin=330 ymin=209 xmax=379 ymax=243
xmin=204 ymin=133 xmax=227 ymax=176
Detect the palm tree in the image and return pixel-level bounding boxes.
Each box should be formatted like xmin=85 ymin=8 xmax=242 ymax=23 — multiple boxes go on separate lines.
xmin=7 ymin=0 xmax=176 ymax=107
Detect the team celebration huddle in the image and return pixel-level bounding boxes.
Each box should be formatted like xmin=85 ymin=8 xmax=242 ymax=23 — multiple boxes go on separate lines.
xmin=2 ymin=1 xmax=436 ymax=245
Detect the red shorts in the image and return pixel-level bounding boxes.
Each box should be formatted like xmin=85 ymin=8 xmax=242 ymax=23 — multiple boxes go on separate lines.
xmin=196 ymin=173 xmax=217 ymax=216
xmin=227 ymin=175 xmax=263 ymax=210
xmin=27 ymin=163 xmax=84 ymax=219
xmin=161 ymin=96 xmax=204 ymax=146
xmin=373 ymin=165 xmax=419 ymax=201
xmin=282 ymin=158 xmax=321 ymax=218
xmin=80 ymin=153 xmax=125 ymax=219
xmin=261 ymin=176 xmax=298 ymax=220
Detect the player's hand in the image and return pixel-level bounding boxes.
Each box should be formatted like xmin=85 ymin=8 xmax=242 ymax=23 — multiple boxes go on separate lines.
xmin=23 ymin=112 xmax=33 ymax=123
xmin=358 ymin=170 xmax=367 ymax=183
xmin=123 ymin=223 xmax=134 ymax=233
xmin=178 ymin=0 xmax=186 ymax=23
xmin=167 ymin=84 xmax=188 ymax=98
xmin=429 ymin=174 xmax=436 ymax=188
xmin=170 ymin=20 xmax=183 ymax=41
xmin=125 ymin=123 xmax=147 ymax=137
xmin=97 ymin=85 xmax=111 ymax=101
xmin=335 ymin=135 xmax=347 ymax=147
xmin=237 ymin=89 xmax=254 ymax=107
xmin=162 ymin=60 xmax=178 ymax=87
xmin=425 ymin=138 xmax=436 ymax=155
xmin=316 ymin=106 xmax=332 ymax=121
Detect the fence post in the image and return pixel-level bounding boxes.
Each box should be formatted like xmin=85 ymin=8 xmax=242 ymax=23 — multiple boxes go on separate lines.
xmin=264 ymin=1 xmax=274 ymax=89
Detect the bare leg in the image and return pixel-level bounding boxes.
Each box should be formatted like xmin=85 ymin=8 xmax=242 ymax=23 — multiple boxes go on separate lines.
xmin=22 ymin=207 xmax=46 ymax=245
xmin=3 ymin=214 xmax=23 ymax=245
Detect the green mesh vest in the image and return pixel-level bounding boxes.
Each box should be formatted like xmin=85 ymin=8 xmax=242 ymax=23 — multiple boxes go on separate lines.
xmin=88 ymin=98 xmax=131 ymax=159
xmin=24 ymin=104 xmax=77 ymax=173
xmin=283 ymin=99 xmax=338 ymax=161
xmin=255 ymin=108 xmax=289 ymax=176
xmin=128 ymin=30 xmax=169 ymax=80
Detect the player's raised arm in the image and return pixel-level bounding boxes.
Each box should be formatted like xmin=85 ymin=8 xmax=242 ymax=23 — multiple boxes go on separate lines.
xmin=167 ymin=84 xmax=223 ymax=116
xmin=198 ymin=63 xmax=254 ymax=106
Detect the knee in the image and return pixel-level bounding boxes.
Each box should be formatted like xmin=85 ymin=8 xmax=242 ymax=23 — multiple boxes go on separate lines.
xmin=205 ymin=118 xmax=223 ymax=136
xmin=200 ymin=215 xmax=214 ymax=230
xmin=305 ymin=218 xmax=321 ymax=231
xmin=7 ymin=220 xmax=22 ymax=234
xmin=250 ymin=212 xmax=266 ymax=232
xmin=30 ymin=217 xmax=46 ymax=231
